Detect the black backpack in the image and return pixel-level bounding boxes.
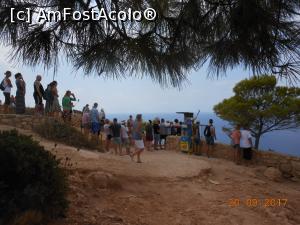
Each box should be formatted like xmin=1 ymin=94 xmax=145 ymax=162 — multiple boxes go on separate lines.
xmin=44 ymin=86 xmax=52 ymax=101
xmin=0 ymin=79 xmax=5 ymax=91
xmin=204 ymin=125 xmax=212 ymax=137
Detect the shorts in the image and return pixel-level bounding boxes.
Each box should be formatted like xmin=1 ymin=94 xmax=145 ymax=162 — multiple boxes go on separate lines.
xmin=134 ymin=140 xmax=145 ymax=149
xmin=3 ymin=92 xmax=10 ymax=105
xmin=91 ymin=122 xmax=101 ymax=134
xmin=205 ymin=136 xmax=214 ymax=145
xmin=146 ymin=135 xmax=153 ymax=142
xmin=194 ymin=138 xmax=201 ymax=145
xmin=242 ymin=148 xmax=252 ymax=160
xmin=113 ymin=137 xmax=122 ymax=145
xmin=106 ymin=134 xmax=112 ymax=140
xmin=82 ymin=123 xmax=90 ymax=129
xmin=233 ymin=144 xmax=240 ymax=149
xmin=154 ymin=134 xmax=160 ymax=144
xmin=160 ymin=134 xmax=167 ymax=140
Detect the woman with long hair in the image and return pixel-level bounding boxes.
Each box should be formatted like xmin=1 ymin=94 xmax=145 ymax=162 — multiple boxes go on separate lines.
xmin=50 ymin=81 xmax=61 ymax=118
xmin=33 ymin=75 xmax=45 ymax=115
xmin=15 ymin=73 xmax=26 ymax=114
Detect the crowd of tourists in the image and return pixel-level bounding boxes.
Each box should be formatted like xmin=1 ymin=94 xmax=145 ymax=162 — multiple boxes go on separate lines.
xmin=81 ymin=107 xmax=145 ymax=163
xmin=81 ymin=111 xmax=254 ymax=164
xmin=81 ymin=107 xmax=221 ymax=163
xmin=0 ymin=71 xmax=78 ymax=122
xmin=1 ymin=70 xmax=253 ymax=164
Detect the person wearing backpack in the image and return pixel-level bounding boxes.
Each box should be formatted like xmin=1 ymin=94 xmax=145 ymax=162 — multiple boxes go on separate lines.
xmin=204 ymin=119 xmax=217 ymax=158
xmin=44 ymin=82 xmax=54 ymax=115
xmin=44 ymin=81 xmax=60 ymax=117
xmin=1 ymin=71 xmax=13 ymax=114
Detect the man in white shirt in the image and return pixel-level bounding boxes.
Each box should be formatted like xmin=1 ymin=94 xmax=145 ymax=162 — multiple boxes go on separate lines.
xmin=99 ymin=108 xmax=105 ymax=120
xmin=159 ymin=119 xmax=168 ymax=149
xmin=240 ymin=126 xmax=253 ymax=163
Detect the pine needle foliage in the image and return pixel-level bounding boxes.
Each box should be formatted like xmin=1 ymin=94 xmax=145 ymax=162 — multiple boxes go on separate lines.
xmin=1 ymin=0 xmax=300 ymax=86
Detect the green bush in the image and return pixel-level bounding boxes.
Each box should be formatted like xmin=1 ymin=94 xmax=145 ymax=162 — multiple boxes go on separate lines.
xmin=34 ymin=119 xmax=102 ymax=151
xmin=0 ymin=130 xmax=68 ymax=225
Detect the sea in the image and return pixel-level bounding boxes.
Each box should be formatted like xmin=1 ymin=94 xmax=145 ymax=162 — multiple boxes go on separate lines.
xmin=106 ymin=112 xmax=300 ymax=157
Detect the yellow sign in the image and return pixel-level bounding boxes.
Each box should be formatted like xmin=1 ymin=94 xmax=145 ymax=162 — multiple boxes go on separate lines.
xmin=180 ymin=142 xmax=189 ymax=151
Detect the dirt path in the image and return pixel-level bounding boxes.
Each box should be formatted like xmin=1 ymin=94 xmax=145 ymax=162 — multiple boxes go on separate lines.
xmin=1 ymin=125 xmax=300 ymax=225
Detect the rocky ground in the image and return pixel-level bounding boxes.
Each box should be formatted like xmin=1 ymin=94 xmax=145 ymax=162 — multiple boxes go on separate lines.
xmin=1 ymin=125 xmax=300 ymax=225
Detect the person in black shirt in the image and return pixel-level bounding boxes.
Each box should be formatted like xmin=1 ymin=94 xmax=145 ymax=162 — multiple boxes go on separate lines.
xmin=145 ymin=120 xmax=154 ymax=151
xmin=170 ymin=122 xmax=177 ymax=135
xmin=204 ymin=119 xmax=217 ymax=158
xmin=153 ymin=118 xmax=160 ymax=150
xmin=177 ymin=122 xmax=183 ymax=136
xmin=110 ymin=118 xmax=122 ymax=155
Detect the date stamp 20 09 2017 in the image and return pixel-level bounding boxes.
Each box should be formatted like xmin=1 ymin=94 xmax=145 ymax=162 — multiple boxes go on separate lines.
xmin=228 ymin=198 xmax=288 ymax=208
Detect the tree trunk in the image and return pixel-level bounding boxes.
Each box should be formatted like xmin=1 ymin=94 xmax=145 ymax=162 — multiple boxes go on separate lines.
xmin=254 ymin=121 xmax=263 ymax=150
xmin=254 ymin=135 xmax=261 ymax=149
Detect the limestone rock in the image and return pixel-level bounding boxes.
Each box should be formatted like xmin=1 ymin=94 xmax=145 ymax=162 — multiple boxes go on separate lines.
xmin=290 ymin=177 xmax=299 ymax=182
xmin=87 ymin=171 xmax=122 ymax=190
xmin=263 ymin=167 xmax=282 ymax=182
xmin=208 ymin=179 xmax=220 ymax=185
xmin=291 ymin=161 xmax=300 ymax=171
xmin=279 ymin=163 xmax=293 ymax=177
xmin=87 ymin=171 xmax=111 ymax=188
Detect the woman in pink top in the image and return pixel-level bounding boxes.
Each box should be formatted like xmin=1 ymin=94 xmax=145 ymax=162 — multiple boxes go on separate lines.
xmin=231 ymin=125 xmax=241 ymax=164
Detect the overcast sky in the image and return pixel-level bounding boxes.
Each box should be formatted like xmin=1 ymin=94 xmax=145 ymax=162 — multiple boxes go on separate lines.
xmin=0 ymin=45 xmax=254 ymax=114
